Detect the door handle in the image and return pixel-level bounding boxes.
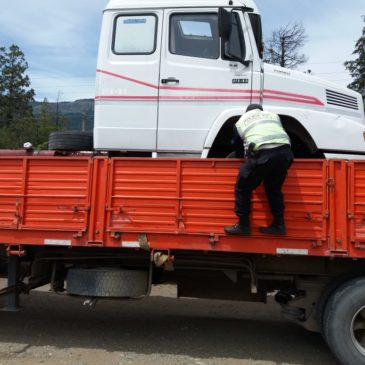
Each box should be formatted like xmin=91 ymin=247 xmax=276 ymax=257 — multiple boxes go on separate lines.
xmin=161 ymin=77 xmax=180 ymax=84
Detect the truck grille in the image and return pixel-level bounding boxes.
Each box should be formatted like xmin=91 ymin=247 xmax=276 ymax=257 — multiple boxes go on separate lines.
xmin=326 ymin=89 xmax=359 ymax=110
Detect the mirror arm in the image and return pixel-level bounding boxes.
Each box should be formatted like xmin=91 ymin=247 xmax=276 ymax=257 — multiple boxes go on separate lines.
xmin=232 ymin=6 xmax=254 ymax=13
xmin=225 ymin=49 xmax=250 ymax=66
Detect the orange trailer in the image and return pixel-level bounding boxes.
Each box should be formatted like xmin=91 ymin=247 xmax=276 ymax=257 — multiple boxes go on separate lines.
xmin=1 ymin=156 xmax=365 ymax=365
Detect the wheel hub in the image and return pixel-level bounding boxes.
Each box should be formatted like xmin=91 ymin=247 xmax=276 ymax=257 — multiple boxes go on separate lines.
xmin=351 ymin=305 xmax=365 ymax=356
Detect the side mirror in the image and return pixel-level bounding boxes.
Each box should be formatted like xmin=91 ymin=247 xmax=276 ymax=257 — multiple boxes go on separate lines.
xmin=218 ymin=8 xmax=232 ymax=39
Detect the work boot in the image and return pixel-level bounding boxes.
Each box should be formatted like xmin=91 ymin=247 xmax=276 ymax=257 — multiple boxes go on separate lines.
xmin=259 ymin=224 xmax=287 ymax=235
xmin=224 ymin=222 xmax=251 ymax=235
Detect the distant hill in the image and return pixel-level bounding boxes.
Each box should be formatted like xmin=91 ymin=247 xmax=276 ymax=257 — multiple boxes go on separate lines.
xmin=32 ymin=99 xmax=94 ymax=131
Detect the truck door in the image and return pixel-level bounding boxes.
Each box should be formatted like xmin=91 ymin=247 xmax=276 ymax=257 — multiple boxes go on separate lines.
xmin=94 ymin=10 xmax=162 ymax=151
xmin=157 ymin=9 xmax=253 ymax=154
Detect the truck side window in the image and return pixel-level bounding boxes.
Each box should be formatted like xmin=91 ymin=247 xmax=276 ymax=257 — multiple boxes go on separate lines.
xmin=248 ymin=13 xmax=263 ymax=59
xmin=222 ymin=12 xmax=245 ymax=61
xmin=169 ymin=14 xmax=219 ymax=59
xmin=113 ymin=15 xmax=157 ymax=54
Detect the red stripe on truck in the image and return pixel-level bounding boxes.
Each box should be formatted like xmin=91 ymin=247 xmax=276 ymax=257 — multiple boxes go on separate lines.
xmin=96 ymin=69 xmax=324 ymax=106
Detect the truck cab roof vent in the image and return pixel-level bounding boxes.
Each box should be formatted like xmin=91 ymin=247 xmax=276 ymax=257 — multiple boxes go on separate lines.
xmin=326 ymin=89 xmax=359 ymax=110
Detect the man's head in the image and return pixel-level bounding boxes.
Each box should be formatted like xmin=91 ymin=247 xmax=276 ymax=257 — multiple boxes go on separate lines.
xmin=246 ymin=104 xmax=263 ymax=112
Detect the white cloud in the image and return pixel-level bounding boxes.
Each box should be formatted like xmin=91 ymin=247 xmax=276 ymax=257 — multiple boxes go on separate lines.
xmin=299 ymin=7 xmax=363 ymax=87
xmin=0 ymin=0 xmax=108 ymax=101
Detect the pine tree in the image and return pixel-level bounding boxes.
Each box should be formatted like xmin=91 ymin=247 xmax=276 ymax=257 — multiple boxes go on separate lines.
xmin=36 ymin=98 xmax=59 ymax=149
xmin=0 ymin=44 xmax=35 ymax=127
xmin=345 ymin=16 xmax=365 ymax=101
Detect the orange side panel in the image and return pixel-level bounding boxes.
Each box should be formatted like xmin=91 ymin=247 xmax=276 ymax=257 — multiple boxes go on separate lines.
xmin=283 ymin=160 xmax=328 ymax=242
xmin=179 ymin=159 xmax=238 ymax=233
xmin=0 ymin=157 xmax=92 ymax=248
xmin=348 ymin=161 xmax=365 ymax=253
xmin=107 ymin=159 xmax=179 ymax=233
xmin=20 ymin=158 xmax=92 ymax=231
xmin=0 ymin=158 xmax=23 ymax=229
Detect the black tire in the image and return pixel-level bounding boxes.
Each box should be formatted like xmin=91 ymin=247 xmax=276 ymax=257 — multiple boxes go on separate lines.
xmin=317 ymin=273 xmax=360 ymax=337
xmin=67 ymin=267 xmax=148 ymax=298
xmin=48 ymin=131 xmax=93 ymax=151
xmin=323 ymin=277 xmax=365 ymax=365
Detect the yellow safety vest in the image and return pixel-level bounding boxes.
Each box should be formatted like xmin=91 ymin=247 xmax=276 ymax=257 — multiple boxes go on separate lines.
xmin=235 ymin=109 xmax=290 ymax=151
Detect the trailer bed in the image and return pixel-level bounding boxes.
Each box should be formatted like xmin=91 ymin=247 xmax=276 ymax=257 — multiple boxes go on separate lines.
xmin=0 ymin=156 xmax=364 ymax=258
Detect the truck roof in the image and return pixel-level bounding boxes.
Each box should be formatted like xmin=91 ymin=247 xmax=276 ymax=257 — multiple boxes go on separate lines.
xmin=105 ymin=0 xmax=259 ymax=13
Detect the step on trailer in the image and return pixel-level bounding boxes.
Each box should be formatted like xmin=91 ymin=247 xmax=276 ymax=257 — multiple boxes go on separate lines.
xmin=0 ymin=155 xmax=365 ymax=364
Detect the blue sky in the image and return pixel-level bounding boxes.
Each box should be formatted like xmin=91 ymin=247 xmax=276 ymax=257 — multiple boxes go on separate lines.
xmin=0 ymin=0 xmax=363 ymax=102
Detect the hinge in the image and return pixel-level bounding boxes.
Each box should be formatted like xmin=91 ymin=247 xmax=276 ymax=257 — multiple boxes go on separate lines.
xmin=110 ymin=231 xmax=121 ymax=240
xmin=353 ymin=241 xmax=365 ymax=250
xmin=175 ymin=214 xmax=185 ymax=230
xmin=209 ymin=233 xmax=219 ymax=246
xmin=326 ymin=178 xmax=335 ymax=190
xmin=138 ymin=233 xmax=150 ymax=251
xmin=13 ymin=198 xmax=22 ymax=226
xmin=73 ymin=231 xmax=84 ymax=238
xmin=311 ymin=240 xmax=323 ymax=248
xmin=72 ymin=205 xmax=90 ymax=213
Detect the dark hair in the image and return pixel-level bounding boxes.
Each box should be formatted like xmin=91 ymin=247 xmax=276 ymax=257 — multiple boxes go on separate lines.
xmin=246 ymin=104 xmax=263 ymax=112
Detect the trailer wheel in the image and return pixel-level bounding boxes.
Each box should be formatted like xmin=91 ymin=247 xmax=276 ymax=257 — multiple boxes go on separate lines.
xmin=48 ymin=131 xmax=93 ymax=151
xmin=67 ymin=267 xmax=148 ymax=298
xmin=323 ymin=277 xmax=365 ymax=365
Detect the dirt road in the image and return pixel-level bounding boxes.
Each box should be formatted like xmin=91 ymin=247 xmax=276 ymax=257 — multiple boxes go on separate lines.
xmin=0 ymin=285 xmax=338 ymax=365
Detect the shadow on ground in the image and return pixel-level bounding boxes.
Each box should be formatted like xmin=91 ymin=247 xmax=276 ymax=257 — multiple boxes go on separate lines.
xmin=0 ymin=288 xmax=338 ymax=364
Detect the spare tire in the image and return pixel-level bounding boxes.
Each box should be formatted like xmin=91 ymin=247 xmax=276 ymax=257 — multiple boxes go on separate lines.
xmin=48 ymin=131 xmax=93 ymax=151
xmin=67 ymin=267 xmax=148 ymax=298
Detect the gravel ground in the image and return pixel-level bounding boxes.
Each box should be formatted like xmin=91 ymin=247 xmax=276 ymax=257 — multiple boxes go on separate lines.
xmin=0 ymin=284 xmax=339 ymax=365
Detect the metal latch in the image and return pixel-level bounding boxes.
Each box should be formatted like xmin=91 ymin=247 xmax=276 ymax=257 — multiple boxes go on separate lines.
xmin=6 ymin=245 xmax=26 ymax=257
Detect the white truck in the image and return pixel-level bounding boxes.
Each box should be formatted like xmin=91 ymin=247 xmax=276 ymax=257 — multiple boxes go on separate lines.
xmin=48 ymin=0 xmax=365 ymax=159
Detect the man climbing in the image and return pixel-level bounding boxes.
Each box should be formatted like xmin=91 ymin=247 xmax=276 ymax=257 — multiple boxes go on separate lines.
xmin=224 ymin=104 xmax=294 ymax=236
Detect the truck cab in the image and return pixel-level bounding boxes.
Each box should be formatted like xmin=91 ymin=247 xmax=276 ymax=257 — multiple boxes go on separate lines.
xmin=94 ymin=0 xmax=365 ymax=159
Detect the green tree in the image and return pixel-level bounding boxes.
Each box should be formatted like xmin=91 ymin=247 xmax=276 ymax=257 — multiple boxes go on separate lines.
xmin=345 ymin=16 xmax=365 ymax=101
xmin=0 ymin=44 xmax=35 ymax=127
xmin=35 ymin=98 xmax=60 ymax=149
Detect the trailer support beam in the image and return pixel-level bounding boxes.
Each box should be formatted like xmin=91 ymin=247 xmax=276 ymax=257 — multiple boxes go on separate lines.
xmin=4 ymin=256 xmax=20 ymax=311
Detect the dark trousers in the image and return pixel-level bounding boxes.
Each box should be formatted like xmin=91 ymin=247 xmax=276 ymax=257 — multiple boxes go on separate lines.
xmin=234 ymin=145 xmax=293 ymax=225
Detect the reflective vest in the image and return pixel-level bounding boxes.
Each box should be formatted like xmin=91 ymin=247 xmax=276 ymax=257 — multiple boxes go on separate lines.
xmin=235 ymin=109 xmax=290 ymax=151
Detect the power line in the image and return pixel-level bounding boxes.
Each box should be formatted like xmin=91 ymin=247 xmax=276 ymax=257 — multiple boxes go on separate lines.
xmin=30 ymin=75 xmax=95 ymax=80
xmin=315 ymin=72 xmax=349 ymax=75
xmin=326 ymin=79 xmax=351 ymax=82
xmin=306 ymin=61 xmax=346 ymax=65
xmin=32 ymin=84 xmax=94 ymax=89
